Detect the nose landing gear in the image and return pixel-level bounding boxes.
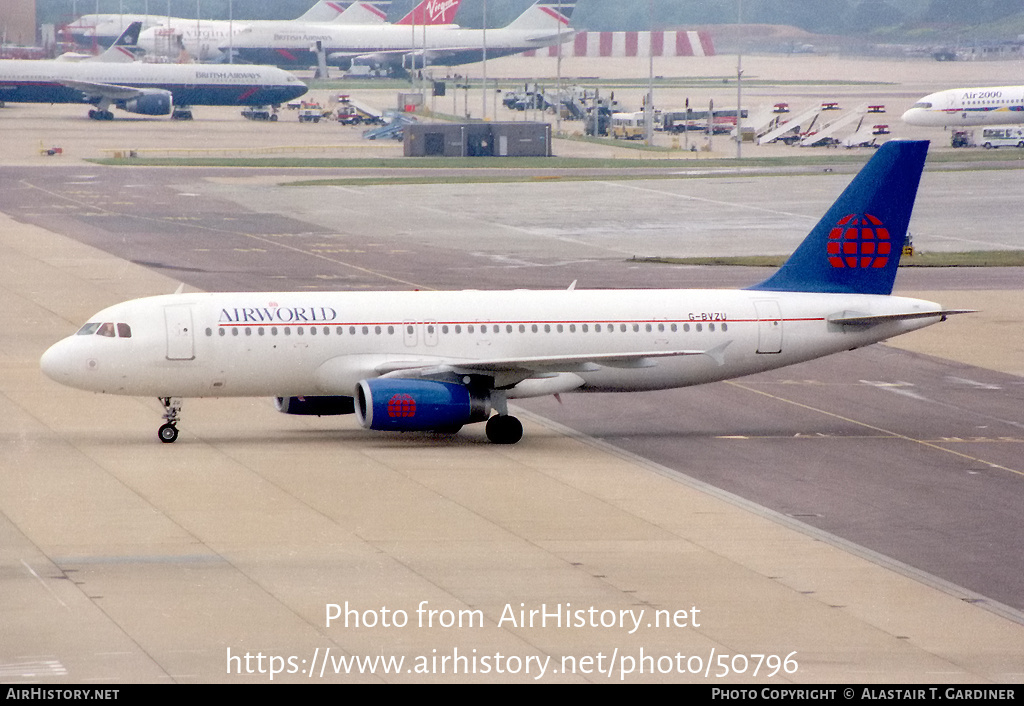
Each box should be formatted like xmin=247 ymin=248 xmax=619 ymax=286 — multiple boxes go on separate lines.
xmin=158 ymin=397 xmax=182 ymax=443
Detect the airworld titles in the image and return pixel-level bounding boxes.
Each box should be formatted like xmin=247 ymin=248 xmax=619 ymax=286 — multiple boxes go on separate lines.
xmin=219 ymin=306 xmax=338 ymax=324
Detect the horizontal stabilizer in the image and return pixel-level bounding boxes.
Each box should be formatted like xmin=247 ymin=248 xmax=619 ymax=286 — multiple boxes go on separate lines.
xmin=828 ymin=309 xmax=975 ymax=326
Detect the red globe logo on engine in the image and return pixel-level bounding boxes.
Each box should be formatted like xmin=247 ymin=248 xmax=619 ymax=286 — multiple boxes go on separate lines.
xmin=827 ymin=213 xmax=891 ymax=269
xmin=387 ymin=394 xmax=416 ymax=418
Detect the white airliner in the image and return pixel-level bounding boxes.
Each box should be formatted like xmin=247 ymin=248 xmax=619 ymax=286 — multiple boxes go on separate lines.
xmin=63 ymin=1 xmax=356 ymax=50
xmin=225 ymin=0 xmax=571 ymax=71
xmin=0 ymin=23 xmax=307 ymax=120
xmin=136 ymin=1 xmax=405 ymax=63
xmin=902 ymin=85 xmax=1024 ymax=127
xmin=40 ymin=141 xmax=970 ymax=445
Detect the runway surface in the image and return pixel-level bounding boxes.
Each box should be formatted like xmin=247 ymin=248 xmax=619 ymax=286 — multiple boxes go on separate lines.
xmin=1 ymin=157 xmax=1022 ymax=683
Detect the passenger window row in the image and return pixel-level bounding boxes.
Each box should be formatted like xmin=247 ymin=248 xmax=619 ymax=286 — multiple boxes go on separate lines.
xmin=204 ymin=322 xmax=728 ymax=337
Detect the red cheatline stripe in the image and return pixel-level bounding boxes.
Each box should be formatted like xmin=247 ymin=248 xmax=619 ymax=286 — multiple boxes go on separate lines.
xmin=217 ymin=317 xmax=826 ymax=328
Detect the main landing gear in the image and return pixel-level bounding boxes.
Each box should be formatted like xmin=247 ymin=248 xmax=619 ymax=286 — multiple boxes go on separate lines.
xmin=152 ymin=398 xmax=524 ymax=444
xmin=485 ymin=415 xmax=523 ymax=445
xmin=158 ymin=397 xmax=182 ymax=443
xmin=88 ymin=109 xmax=114 ymax=120
xmin=484 ymin=390 xmax=523 ymax=444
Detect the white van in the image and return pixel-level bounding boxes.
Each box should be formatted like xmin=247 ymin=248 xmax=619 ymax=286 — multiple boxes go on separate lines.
xmin=980 ymin=127 xmax=1024 ymax=149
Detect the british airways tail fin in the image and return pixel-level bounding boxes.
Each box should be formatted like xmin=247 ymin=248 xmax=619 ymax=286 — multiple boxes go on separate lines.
xmin=295 ymin=1 xmax=349 ymax=22
xmin=503 ymin=1 xmax=573 ymax=31
xmin=335 ymin=1 xmax=389 ymax=24
xmin=748 ymin=140 xmax=928 ymax=296
xmin=89 ymin=21 xmax=142 ymax=63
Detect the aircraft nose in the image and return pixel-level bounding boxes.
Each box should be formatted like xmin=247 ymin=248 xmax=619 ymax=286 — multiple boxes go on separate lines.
xmin=901 ymin=109 xmax=916 ymax=124
xmin=40 ymin=338 xmax=83 ymax=385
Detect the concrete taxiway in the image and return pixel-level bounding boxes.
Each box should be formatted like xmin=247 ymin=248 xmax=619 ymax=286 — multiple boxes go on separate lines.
xmin=3 ymin=209 xmax=1023 ymax=684
xmin=2 ymin=53 xmax=1024 ymax=681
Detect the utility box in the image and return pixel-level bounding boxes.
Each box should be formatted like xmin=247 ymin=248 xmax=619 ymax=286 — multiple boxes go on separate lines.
xmin=398 ymin=92 xmax=423 ymax=112
xmin=404 ymin=122 xmax=552 ymax=157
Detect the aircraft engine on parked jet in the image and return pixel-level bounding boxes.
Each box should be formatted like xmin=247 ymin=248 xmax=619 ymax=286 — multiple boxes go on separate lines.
xmin=119 ymin=89 xmax=174 ymax=116
xmin=326 ymin=54 xmax=355 ymax=70
xmin=355 ymin=379 xmax=491 ymax=432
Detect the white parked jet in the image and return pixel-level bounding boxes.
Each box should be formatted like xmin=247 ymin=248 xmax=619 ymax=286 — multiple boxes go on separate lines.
xmin=902 ymin=85 xmax=1024 ymax=127
xmin=64 ymin=1 xmax=355 ymax=50
xmin=40 ymin=141 xmax=969 ymax=445
xmin=0 ymin=23 xmax=307 ymax=120
xmin=225 ymin=0 xmax=570 ymax=71
xmin=136 ymin=1 xmax=395 ymax=63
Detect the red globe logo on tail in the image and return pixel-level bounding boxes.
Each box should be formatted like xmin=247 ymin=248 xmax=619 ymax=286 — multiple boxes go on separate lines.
xmin=387 ymin=394 xmax=416 ymax=418
xmin=827 ymin=214 xmax=891 ymax=269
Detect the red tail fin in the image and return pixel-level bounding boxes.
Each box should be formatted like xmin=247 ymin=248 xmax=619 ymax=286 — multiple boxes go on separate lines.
xmin=395 ymin=0 xmax=462 ymax=25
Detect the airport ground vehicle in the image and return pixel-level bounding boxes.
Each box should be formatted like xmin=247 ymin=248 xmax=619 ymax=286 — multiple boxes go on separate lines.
xmin=334 ymin=94 xmax=384 ymax=125
xmin=951 ymin=129 xmax=974 ymax=148
xmin=298 ymin=102 xmax=327 ymax=123
xmin=610 ymin=112 xmax=647 ymax=140
xmin=241 ymin=107 xmax=278 ymax=121
xmin=980 ymin=127 xmax=1024 ymax=148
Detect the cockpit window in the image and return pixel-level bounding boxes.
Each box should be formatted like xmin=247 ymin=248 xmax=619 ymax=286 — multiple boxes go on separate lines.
xmin=912 ymin=102 xmax=932 ymax=109
xmin=76 ymin=322 xmax=131 ymax=338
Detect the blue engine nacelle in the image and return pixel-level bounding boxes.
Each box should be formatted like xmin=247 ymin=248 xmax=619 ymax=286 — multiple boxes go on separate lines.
xmin=275 ymin=396 xmax=354 ymax=416
xmin=120 ymin=90 xmax=173 ymax=116
xmin=355 ymin=379 xmax=491 ymax=432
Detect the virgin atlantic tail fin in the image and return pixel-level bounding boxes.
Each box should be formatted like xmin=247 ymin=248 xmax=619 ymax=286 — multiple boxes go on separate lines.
xmin=394 ymin=0 xmax=463 ymax=26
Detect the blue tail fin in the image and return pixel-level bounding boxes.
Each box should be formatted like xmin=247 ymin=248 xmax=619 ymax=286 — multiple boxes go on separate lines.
xmin=748 ymin=140 xmax=928 ymax=295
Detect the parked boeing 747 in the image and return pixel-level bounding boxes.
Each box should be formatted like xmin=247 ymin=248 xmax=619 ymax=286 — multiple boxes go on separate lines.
xmin=224 ymin=0 xmax=568 ymax=72
xmin=0 ymin=23 xmax=307 ymax=120
xmin=40 ymin=141 xmax=969 ymax=444
xmin=63 ymin=0 xmax=358 ymax=49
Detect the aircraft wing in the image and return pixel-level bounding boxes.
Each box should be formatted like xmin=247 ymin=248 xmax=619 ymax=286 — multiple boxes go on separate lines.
xmin=57 ymin=78 xmax=147 ymax=101
xmin=332 ymin=47 xmax=481 ymax=65
xmin=374 ymin=343 xmax=730 ymax=387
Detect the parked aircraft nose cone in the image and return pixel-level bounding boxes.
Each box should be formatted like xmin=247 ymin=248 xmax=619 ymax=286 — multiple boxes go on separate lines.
xmin=40 ymin=338 xmax=82 ymax=385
